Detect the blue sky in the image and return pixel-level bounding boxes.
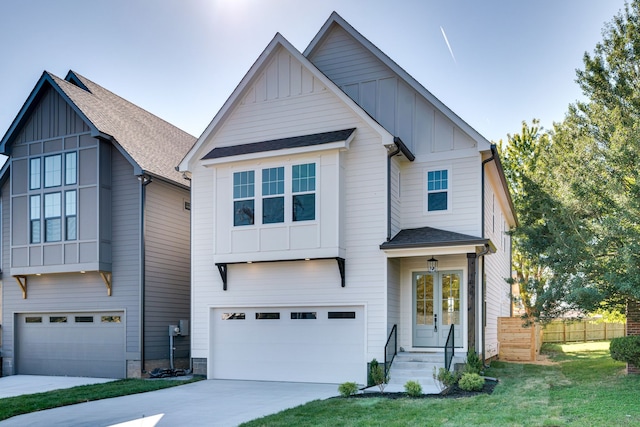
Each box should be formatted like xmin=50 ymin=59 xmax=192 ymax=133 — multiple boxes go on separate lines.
xmin=0 ymin=0 xmax=626 ymax=144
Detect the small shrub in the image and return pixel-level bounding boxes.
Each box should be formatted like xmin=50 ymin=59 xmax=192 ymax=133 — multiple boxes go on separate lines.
xmin=338 ymin=382 xmax=359 ymax=397
xmin=458 ymin=373 xmax=485 ymax=392
xmin=404 ymin=380 xmax=422 ymax=397
xmin=464 ymin=347 xmax=483 ymax=375
xmin=367 ymin=359 xmax=379 ymax=386
xmin=610 ymin=336 xmax=640 ymax=366
xmin=370 ymin=359 xmax=389 ymax=393
xmin=433 ymin=367 xmax=458 ymax=392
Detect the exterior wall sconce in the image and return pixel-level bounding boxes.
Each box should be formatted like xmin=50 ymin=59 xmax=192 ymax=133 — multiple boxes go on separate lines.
xmin=427 ymin=257 xmax=438 ymax=272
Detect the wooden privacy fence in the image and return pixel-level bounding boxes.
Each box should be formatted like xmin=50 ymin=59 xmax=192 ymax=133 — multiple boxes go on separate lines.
xmin=498 ymin=317 xmax=543 ymax=362
xmin=542 ymin=320 xmax=625 ymax=343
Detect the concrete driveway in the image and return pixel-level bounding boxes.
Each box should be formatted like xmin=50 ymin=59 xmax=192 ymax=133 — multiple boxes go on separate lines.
xmin=0 ymin=377 xmax=338 ymax=427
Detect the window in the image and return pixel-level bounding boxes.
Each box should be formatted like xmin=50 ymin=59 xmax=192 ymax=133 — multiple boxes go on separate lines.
xmin=262 ymin=167 xmax=284 ymax=224
xmin=255 ymin=312 xmax=280 ymax=319
xmin=44 ymin=192 xmax=62 ymax=242
xmin=44 ymin=154 xmax=62 ymax=187
xmin=49 ymin=316 xmax=67 ymax=323
xmin=291 ymin=312 xmax=317 ymax=319
xmin=222 ymin=313 xmax=245 ymax=320
xmin=328 ymin=311 xmax=356 ymax=319
xmin=292 ymin=163 xmax=316 ymax=221
xmin=30 ymin=158 xmax=41 ymax=190
xmin=427 ymin=169 xmax=448 ymax=211
xmin=65 ymin=190 xmax=77 ymax=240
xmin=30 ymin=195 xmax=41 ymax=243
xmin=233 ymin=171 xmax=255 ymax=226
xmin=75 ymin=316 xmax=94 ymax=323
xmin=25 ymin=316 xmax=42 ymax=323
xmin=101 ymin=316 xmax=121 ymax=323
xmin=65 ymin=152 xmax=77 ymax=185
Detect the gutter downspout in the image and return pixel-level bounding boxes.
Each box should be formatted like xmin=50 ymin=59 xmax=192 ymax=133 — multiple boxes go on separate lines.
xmin=386 ymin=145 xmax=401 ymax=242
xmin=479 ymin=145 xmax=497 ymax=365
xmin=138 ymin=174 xmax=152 ymax=375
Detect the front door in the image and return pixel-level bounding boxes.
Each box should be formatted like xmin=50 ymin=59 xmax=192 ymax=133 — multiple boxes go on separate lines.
xmin=413 ymin=271 xmax=462 ymax=347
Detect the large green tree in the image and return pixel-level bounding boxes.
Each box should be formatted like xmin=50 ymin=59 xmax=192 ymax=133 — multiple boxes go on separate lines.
xmin=506 ymin=1 xmax=640 ymax=321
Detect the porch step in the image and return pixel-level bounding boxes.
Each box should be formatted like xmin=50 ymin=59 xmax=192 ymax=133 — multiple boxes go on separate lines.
xmin=384 ymin=352 xmax=466 ymax=394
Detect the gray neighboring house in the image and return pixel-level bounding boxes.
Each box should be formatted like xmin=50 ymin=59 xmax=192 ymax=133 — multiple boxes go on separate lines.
xmin=0 ymin=70 xmax=195 ymax=378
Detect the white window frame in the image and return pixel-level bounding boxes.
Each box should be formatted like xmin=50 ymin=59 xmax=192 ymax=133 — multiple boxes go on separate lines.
xmin=425 ymin=167 xmax=451 ymax=213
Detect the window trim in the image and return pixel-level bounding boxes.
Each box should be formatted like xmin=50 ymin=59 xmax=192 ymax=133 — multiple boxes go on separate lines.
xmin=425 ymin=167 xmax=451 ymax=213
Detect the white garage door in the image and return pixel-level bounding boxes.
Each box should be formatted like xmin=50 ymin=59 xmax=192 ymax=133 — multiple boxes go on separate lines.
xmin=16 ymin=312 xmax=125 ymax=378
xmin=211 ymin=306 xmax=364 ymax=383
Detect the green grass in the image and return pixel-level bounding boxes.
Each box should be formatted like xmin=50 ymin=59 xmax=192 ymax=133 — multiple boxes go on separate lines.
xmin=242 ymin=342 xmax=640 ymax=427
xmin=0 ymin=377 xmax=203 ymax=421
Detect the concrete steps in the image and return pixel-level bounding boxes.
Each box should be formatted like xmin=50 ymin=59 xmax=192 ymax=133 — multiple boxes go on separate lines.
xmin=382 ymin=352 xmax=465 ymax=394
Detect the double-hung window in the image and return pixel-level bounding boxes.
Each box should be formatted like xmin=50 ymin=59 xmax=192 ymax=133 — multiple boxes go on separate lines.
xmin=427 ymin=169 xmax=448 ymax=212
xmin=30 ymin=195 xmax=41 ymax=244
xmin=44 ymin=192 xmax=62 ymax=242
xmin=233 ymin=170 xmax=255 ymax=226
xmin=65 ymin=190 xmax=77 ymax=240
xmin=262 ymin=167 xmax=284 ymax=224
xmin=292 ymin=163 xmax=316 ymax=221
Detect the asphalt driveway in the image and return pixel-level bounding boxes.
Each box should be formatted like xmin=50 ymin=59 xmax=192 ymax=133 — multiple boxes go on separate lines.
xmin=0 ymin=378 xmax=338 ymax=426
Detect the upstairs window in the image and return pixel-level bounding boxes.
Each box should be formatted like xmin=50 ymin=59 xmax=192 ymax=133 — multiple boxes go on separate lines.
xmin=44 ymin=154 xmax=62 ymax=188
xmin=292 ymin=163 xmax=316 ymax=221
xmin=233 ymin=170 xmax=255 ymax=226
xmin=262 ymin=167 xmax=284 ymax=224
xmin=65 ymin=190 xmax=77 ymax=240
xmin=44 ymin=192 xmax=62 ymax=242
xmin=30 ymin=158 xmax=41 ymax=190
xmin=65 ymin=152 xmax=77 ymax=185
xmin=427 ymin=169 xmax=448 ymax=212
xmin=30 ymin=195 xmax=41 ymax=244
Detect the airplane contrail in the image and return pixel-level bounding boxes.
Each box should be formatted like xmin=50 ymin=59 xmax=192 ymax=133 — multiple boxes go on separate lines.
xmin=440 ymin=26 xmax=457 ymax=64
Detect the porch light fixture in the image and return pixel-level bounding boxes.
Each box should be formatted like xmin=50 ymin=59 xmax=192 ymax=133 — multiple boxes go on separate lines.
xmin=427 ymin=257 xmax=438 ymax=272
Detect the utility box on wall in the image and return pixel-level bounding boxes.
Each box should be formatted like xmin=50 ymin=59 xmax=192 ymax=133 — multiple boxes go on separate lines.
xmin=179 ymin=319 xmax=189 ymax=336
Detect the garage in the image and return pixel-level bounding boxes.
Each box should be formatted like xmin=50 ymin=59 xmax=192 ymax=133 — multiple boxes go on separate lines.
xmin=16 ymin=312 xmax=125 ymax=378
xmin=211 ymin=305 xmax=365 ymax=383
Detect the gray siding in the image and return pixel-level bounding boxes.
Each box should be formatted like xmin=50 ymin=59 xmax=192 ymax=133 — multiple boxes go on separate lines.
xmin=143 ymin=179 xmax=190 ymax=361
xmin=109 ymin=147 xmax=142 ymax=356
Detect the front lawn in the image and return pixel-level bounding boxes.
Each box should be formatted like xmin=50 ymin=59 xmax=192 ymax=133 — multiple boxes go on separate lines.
xmin=242 ymin=342 xmax=640 ymax=427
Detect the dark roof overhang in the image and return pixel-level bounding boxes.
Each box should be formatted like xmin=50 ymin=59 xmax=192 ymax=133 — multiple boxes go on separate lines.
xmin=380 ymin=226 xmax=492 ymax=251
xmin=202 ymin=128 xmax=356 ymax=160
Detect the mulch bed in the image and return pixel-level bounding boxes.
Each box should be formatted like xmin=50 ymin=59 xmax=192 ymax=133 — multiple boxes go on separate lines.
xmin=347 ymin=379 xmax=498 ymax=399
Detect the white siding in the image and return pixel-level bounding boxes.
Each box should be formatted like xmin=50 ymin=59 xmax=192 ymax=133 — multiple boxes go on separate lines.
xmin=482 ymin=174 xmax=513 ymax=359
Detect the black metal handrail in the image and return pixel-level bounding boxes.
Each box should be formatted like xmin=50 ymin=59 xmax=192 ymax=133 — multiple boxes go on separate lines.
xmin=384 ymin=324 xmax=397 ymax=377
xmin=444 ymin=324 xmax=455 ymax=371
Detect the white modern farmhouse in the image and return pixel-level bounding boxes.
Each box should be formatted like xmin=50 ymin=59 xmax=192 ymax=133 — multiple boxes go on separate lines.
xmin=179 ymin=12 xmax=516 ymax=385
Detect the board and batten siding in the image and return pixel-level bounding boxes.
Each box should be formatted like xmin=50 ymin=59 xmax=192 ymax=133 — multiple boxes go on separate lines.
xmin=143 ymin=179 xmax=191 ymax=361
xmin=307 ymin=24 xmax=477 ymax=159
xmin=189 ymin=46 xmax=392 ymax=369
xmin=482 ymin=175 xmax=513 ymax=359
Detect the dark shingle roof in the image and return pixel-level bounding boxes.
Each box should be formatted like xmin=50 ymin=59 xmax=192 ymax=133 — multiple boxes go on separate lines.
xmin=50 ymin=71 xmax=196 ymax=186
xmin=380 ymin=226 xmax=488 ymax=250
xmin=202 ymin=128 xmax=356 ymax=160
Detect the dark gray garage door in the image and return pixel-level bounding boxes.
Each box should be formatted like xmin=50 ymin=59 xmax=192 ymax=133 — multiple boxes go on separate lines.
xmin=16 ymin=312 xmax=125 ymax=378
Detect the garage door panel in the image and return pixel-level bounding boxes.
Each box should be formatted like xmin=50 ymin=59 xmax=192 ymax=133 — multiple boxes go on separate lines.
xmin=211 ymin=306 xmax=365 ymax=383
xmin=16 ymin=312 xmax=125 ymax=378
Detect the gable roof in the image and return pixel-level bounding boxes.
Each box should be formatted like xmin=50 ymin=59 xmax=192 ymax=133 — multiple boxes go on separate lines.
xmin=0 ymin=71 xmax=196 ymax=187
xmin=179 ymin=33 xmax=400 ymax=171
xmin=304 ymin=12 xmax=493 ymax=152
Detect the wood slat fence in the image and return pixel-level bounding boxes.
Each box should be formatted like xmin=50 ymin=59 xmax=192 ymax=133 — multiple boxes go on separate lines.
xmin=542 ymin=320 xmax=625 ymax=343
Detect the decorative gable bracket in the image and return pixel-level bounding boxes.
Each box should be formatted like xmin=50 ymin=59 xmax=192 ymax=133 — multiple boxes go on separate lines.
xmin=215 ymin=257 xmax=346 ymax=290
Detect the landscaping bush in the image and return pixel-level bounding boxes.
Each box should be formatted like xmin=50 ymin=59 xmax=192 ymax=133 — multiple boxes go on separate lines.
xmin=433 ymin=367 xmax=459 ymax=391
xmin=338 ymin=382 xmax=359 ymax=397
xmin=370 ymin=359 xmax=389 ymax=393
xmin=464 ymin=347 xmax=483 ymax=375
xmin=458 ymin=373 xmax=485 ymax=392
xmin=610 ymin=336 xmax=640 ymax=366
xmin=404 ymin=380 xmax=422 ymax=397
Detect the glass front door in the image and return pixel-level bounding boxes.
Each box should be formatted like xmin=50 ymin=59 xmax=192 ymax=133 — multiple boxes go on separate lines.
xmin=413 ymin=271 xmax=462 ymax=347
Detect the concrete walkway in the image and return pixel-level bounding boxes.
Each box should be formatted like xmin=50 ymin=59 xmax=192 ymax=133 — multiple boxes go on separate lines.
xmin=0 ymin=375 xmax=116 ymax=398
xmin=0 ymin=378 xmax=339 ymax=427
